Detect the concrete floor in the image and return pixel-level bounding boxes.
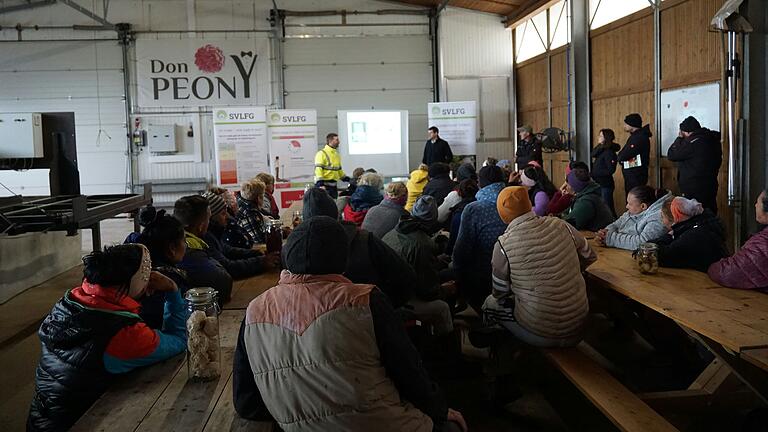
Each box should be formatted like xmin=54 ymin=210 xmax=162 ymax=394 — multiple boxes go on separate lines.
xmin=80 ymin=216 xmax=137 ymax=254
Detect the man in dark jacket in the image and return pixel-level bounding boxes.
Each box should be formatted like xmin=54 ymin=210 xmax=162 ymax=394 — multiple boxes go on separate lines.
xmin=383 ymin=196 xmax=455 ymax=335
xmin=515 ymin=125 xmax=543 ymax=169
xmin=591 ymin=129 xmax=621 ymax=218
xmin=233 ymin=216 xmax=467 ymax=432
xmin=203 ymin=192 xmax=279 ymax=279
xmin=422 ymin=126 xmax=453 ymax=165
xmin=302 ymin=187 xmax=415 ymax=309
xmin=173 ymin=195 xmax=233 ymax=302
xmin=667 ymin=116 xmax=722 ymax=214
xmin=423 ymin=162 xmax=457 ymax=206
xmin=618 ymin=113 xmax=652 ymax=196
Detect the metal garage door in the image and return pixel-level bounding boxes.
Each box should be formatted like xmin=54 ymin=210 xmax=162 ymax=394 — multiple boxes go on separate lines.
xmin=282 ymin=27 xmax=433 ymax=171
xmin=0 ymin=39 xmax=129 ymax=196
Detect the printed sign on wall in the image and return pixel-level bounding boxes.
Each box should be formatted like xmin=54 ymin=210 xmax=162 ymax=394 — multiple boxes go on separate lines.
xmin=136 ymin=38 xmax=271 ymax=108
xmin=267 ymin=109 xmax=318 ymax=183
xmin=213 ymin=107 xmax=268 ymax=186
xmin=427 ymin=101 xmax=478 ymax=156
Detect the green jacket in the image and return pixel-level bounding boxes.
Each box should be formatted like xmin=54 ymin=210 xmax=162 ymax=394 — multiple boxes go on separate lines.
xmin=562 ymin=182 xmax=615 ymax=231
xmin=382 ymin=218 xmax=442 ymax=301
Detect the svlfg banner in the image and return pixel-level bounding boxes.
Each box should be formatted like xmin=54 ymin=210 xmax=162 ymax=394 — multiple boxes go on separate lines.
xmin=267 ymin=109 xmax=318 ymax=183
xmin=213 ymin=107 xmax=269 ymax=186
xmin=427 ymin=101 xmax=478 ymax=156
xmin=135 ymin=38 xmax=271 ymax=108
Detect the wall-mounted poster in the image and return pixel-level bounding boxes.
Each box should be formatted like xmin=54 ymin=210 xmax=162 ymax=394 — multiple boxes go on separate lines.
xmin=213 ymin=106 xmax=268 ymax=186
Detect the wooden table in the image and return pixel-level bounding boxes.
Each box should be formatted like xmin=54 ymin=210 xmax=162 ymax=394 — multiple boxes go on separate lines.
xmin=226 ymin=270 xmax=281 ymax=310
xmin=73 ymin=309 xmax=275 ymax=432
xmin=586 ymin=242 xmax=768 ymax=403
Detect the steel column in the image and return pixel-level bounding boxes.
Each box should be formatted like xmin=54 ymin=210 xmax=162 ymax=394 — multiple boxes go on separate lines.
xmin=570 ymin=0 xmax=591 ymax=164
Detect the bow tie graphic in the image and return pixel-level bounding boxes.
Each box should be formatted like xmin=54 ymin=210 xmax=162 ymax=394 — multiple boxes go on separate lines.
xmin=241 ymin=51 xmax=253 ymax=57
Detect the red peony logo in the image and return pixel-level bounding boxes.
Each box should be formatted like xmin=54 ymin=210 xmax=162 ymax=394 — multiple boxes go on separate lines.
xmin=194 ymin=44 xmax=225 ymax=73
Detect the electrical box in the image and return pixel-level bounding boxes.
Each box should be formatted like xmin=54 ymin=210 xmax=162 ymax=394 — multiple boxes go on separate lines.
xmin=0 ymin=113 xmax=44 ymax=158
xmin=147 ymin=124 xmax=177 ymax=153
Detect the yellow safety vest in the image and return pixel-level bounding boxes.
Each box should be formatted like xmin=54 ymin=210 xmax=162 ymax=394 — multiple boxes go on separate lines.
xmin=314 ymin=145 xmax=346 ymax=182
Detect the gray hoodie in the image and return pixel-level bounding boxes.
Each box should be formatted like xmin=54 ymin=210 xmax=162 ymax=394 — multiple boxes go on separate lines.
xmin=604 ymin=192 xmax=671 ymax=251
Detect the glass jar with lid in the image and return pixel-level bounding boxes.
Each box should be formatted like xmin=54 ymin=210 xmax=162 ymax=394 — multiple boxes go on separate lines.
xmin=185 ymin=287 xmax=221 ymax=381
xmin=635 ymin=243 xmax=659 ymax=275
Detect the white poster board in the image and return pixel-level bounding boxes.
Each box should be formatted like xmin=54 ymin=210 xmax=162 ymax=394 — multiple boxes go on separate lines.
xmin=267 ymin=109 xmax=317 ymax=183
xmin=213 ymin=107 xmax=268 ymax=186
xmin=135 ymin=38 xmax=271 ymax=108
xmin=660 ymin=82 xmax=720 ymax=156
xmin=427 ymin=101 xmax=477 ymax=156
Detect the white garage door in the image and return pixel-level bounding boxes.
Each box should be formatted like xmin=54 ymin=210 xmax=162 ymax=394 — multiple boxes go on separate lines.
xmin=283 ymin=34 xmax=433 ymax=172
xmin=0 ymin=39 xmax=129 ymax=196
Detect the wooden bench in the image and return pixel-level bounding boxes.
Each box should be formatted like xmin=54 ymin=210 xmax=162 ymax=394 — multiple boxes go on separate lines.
xmin=544 ymin=345 xmax=679 ymax=432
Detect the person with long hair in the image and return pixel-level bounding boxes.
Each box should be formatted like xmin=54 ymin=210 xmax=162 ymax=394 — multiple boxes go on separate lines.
xmin=28 ymin=244 xmax=187 ymax=431
xmin=591 ymin=128 xmax=621 ymax=217
xmin=518 ymin=165 xmax=557 ymax=216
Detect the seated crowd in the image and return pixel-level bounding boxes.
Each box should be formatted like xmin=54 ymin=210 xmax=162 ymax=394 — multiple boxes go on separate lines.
xmin=28 ymin=140 xmax=768 ymax=431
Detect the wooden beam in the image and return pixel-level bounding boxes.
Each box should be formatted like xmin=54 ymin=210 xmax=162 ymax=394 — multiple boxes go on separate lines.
xmin=504 ymin=0 xmax=558 ymax=28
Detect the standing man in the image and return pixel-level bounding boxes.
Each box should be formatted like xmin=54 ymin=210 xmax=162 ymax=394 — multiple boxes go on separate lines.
xmin=515 ymin=125 xmax=543 ymax=169
xmin=314 ymin=132 xmax=349 ymax=199
xmin=422 ymin=126 xmax=453 ymax=166
xmin=618 ymin=113 xmax=652 ymax=196
xmin=667 ymin=116 xmax=722 ymax=214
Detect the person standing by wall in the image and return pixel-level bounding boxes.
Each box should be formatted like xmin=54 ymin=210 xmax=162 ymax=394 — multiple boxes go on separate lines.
xmin=667 ymin=116 xmax=722 ymax=214
xmin=618 ymin=113 xmax=652 ymax=196
xmin=314 ymin=133 xmax=349 ymax=199
xmin=422 ymin=126 xmax=453 ymax=166
xmin=515 ymin=125 xmax=543 ymax=170
xmin=591 ymin=128 xmax=621 ymax=217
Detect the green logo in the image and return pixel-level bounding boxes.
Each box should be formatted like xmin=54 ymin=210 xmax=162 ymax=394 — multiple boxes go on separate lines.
xmin=270 ymin=112 xmax=281 ymax=122
xmin=216 ymin=110 xmax=227 ymax=120
xmin=431 ymin=106 xmax=441 ymax=116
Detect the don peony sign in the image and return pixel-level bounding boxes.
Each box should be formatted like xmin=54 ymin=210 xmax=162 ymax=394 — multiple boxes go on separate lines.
xmin=136 ymin=38 xmax=271 ymax=108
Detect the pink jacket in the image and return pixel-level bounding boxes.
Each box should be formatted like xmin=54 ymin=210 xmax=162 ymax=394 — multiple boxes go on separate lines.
xmin=708 ymin=228 xmax=768 ymax=290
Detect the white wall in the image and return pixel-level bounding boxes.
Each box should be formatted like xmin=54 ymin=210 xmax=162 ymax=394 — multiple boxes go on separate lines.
xmin=439 ymin=7 xmax=515 ymax=164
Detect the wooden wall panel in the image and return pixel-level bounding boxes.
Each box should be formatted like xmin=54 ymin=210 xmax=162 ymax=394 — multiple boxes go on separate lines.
xmin=550 ymin=49 xmax=569 ymax=131
xmin=590 ymin=14 xmax=654 ymax=100
xmin=661 ymin=0 xmax=724 ymax=90
xmin=516 ymin=57 xmax=548 ymax=113
xmin=517 ymin=109 xmax=548 ymax=133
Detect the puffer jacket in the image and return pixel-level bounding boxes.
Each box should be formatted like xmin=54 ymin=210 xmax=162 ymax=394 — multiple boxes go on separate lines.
xmin=708 ymin=227 xmax=768 ymax=290
xmin=235 ymin=272 xmax=444 ymax=432
xmin=667 ymin=128 xmax=722 ymax=212
xmin=493 ymin=213 xmax=596 ymax=341
xmin=177 ymin=231 xmax=233 ymax=302
xmin=604 ymin=192 xmax=671 ymax=250
xmin=362 ymin=199 xmax=408 ymax=239
xmin=382 ymin=217 xmax=443 ymax=301
xmin=28 ymin=283 xmax=186 ymax=431
xmin=422 ymin=175 xmax=456 ymax=207
xmin=561 ymin=182 xmax=615 ymax=231
xmin=651 ymin=210 xmax=728 ymax=272
xmin=406 ymin=169 xmax=429 ymax=212
xmin=344 ymin=185 xmax=384 ymax=226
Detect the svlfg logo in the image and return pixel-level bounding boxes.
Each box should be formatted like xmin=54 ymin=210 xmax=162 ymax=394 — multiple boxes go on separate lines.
xmin=431 ymin=106 xmax=441 ymax=116
xmin=216 ymin=110 xmax=227 ymax=120
xmin=270 ymin=113 xmax=281 ymax=123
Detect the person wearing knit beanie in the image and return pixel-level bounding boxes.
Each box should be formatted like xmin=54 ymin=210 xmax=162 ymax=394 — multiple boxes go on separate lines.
xmin=478 ymin=165 xmax=504 ymax=188
xmin=679 ymin=116 xmax=701 ymax=133
xmin=203 ymin=191 xmax=227 ymax=218
xmin=663 ymin=196 xmax=704 ymax=225
xmin=496 ymin=186 xmax=533 ymax=224
xmin=283 ymin=216 xmax=348 ymax=275
xmin=566 ymin=165 xmax=591 ymax=194
xmin=624 ymin=113 xmax=642 ymax=129
xmin=302 ymin=187 xmax=339 ymax=220
xmin=456 ymin=163 xmax=477 ymax=182
xmin=411 ymin=195 xmax=438 ymax=223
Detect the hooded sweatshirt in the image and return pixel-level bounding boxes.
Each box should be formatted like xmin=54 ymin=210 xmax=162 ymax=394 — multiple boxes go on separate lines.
xmin=604 ymin=192 xmax=672 ymax=250
xmin=382 ymin=217 xmax=443 ymax=301
xmin=561 ymin=182 xmax=615 ymax=231
xmin=406 ymin=169 xmax=429 ymax=212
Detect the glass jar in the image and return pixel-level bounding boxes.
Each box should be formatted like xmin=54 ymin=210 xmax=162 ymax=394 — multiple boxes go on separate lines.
xmin=635 ymin=243 xmax=659 ymax=275
xmin=185 ymin=287 xmax=221 ymax=381
xmin=266 ymin=218 xmax=283 ymax=253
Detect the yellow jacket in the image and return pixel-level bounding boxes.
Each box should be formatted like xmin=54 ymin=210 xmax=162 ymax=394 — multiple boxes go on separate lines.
xmin=405 ymin=168 xmax=429 ymax=212
xmin=314 ymin=145 xmax=345 ymax=182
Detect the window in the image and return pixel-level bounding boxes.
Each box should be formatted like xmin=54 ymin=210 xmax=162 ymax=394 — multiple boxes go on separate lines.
xmin=589 ymin=0 xmax=653 ymax=29
xmin=549 ymin=0 xmax=570 ymax=50
xmin=514 ymin=10 xmax=547 ymax=63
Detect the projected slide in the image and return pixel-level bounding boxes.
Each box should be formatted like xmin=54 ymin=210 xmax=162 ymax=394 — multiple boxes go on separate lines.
xmin=346 ymin=111 xmax=402 ymax=155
